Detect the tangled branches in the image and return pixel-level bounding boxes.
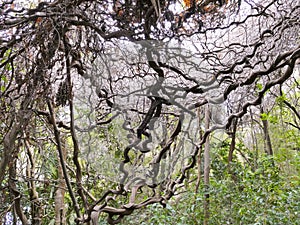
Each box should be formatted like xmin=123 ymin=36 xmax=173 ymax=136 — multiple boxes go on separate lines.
xmin=0 ymin=0 xmax=299 ymax=224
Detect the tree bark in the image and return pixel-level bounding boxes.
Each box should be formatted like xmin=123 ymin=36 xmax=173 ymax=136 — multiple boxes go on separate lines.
xmin=195 ymin=108 xmax=204 ymax=193
xmin=9 ymin=158 xmax=29 ymax=225
xmin=47 ymin=100 xmax=81 ymax=222
xmin=55 ymin=138 xmax=67 ymax=225
xmin=228 ymin=117 xmax=238 ymax=164
xmin=203 ymin=105 xmax=210 ymax=225
xmin=227 ymin=117 xmax=239 ymax=185
xmin=0 ymin=123 xmax=19 ymax=184
xmin=0 ymin=96 xmax=33 ymax=184
xmin=25 ymin=141 xmax=42 ymax=225
xmin=260 ymin=107 xmax=273 ymax=156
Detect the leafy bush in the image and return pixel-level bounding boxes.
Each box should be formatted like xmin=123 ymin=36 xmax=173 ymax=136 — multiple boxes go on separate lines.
xmin=123 ymin=149 xmax=300 ymax=225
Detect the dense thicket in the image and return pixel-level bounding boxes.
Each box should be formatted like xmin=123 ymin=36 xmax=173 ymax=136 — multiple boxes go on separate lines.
xmin=0 ymin=0 xmax=299 ymax=224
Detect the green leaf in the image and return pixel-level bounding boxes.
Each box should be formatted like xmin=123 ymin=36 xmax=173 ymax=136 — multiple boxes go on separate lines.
xmin=256 ymin=83 xmax=263 ymax=90
xmin=1 ymin=75 xmax=8 ymax=83
xmin=260 ymin=112 xmax=268 ymax=120
xmin=276 ymin=94 xmax=287 ymax=104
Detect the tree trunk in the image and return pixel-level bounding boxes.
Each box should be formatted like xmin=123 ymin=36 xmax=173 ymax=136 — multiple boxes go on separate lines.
xmin=0 ymin=99 xmax=33 ymax=184
xmin=250 ymin=108 xmax=259 ymax=170
xmin=9 ymin=158 xmax=29 ymax=225
xmin=55 ymin=138 xmax=67 ymax=225
xmin=25 ymin=141 xmax=42 ymax=225
xmin=260 ymin=108 xmax=273 ymax=156
xmin=228 ymin=117 xmax=238 ymax=182
xmin=228 ymin=117 xmax=238 ymax=164
xmin=203 ymin=105 xmax=210 ymax=225
xmin=195 ymin=108 xmax=204 ymax=193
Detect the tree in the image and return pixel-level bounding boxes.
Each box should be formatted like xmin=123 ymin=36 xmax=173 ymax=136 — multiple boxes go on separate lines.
xmin=0 ymin=0 xmax=299 ymax=224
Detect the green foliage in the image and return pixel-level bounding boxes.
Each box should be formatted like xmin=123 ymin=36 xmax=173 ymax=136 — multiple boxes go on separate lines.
xmin=275 ymin=94 xmax=287 ymax=107
xmin=123 ymin=143 xmax=300 ymax=225
xmin=260 ymin=112 xmax=278 ymax=124
xmin=256 ymin=83 xmax=263 ymax=91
